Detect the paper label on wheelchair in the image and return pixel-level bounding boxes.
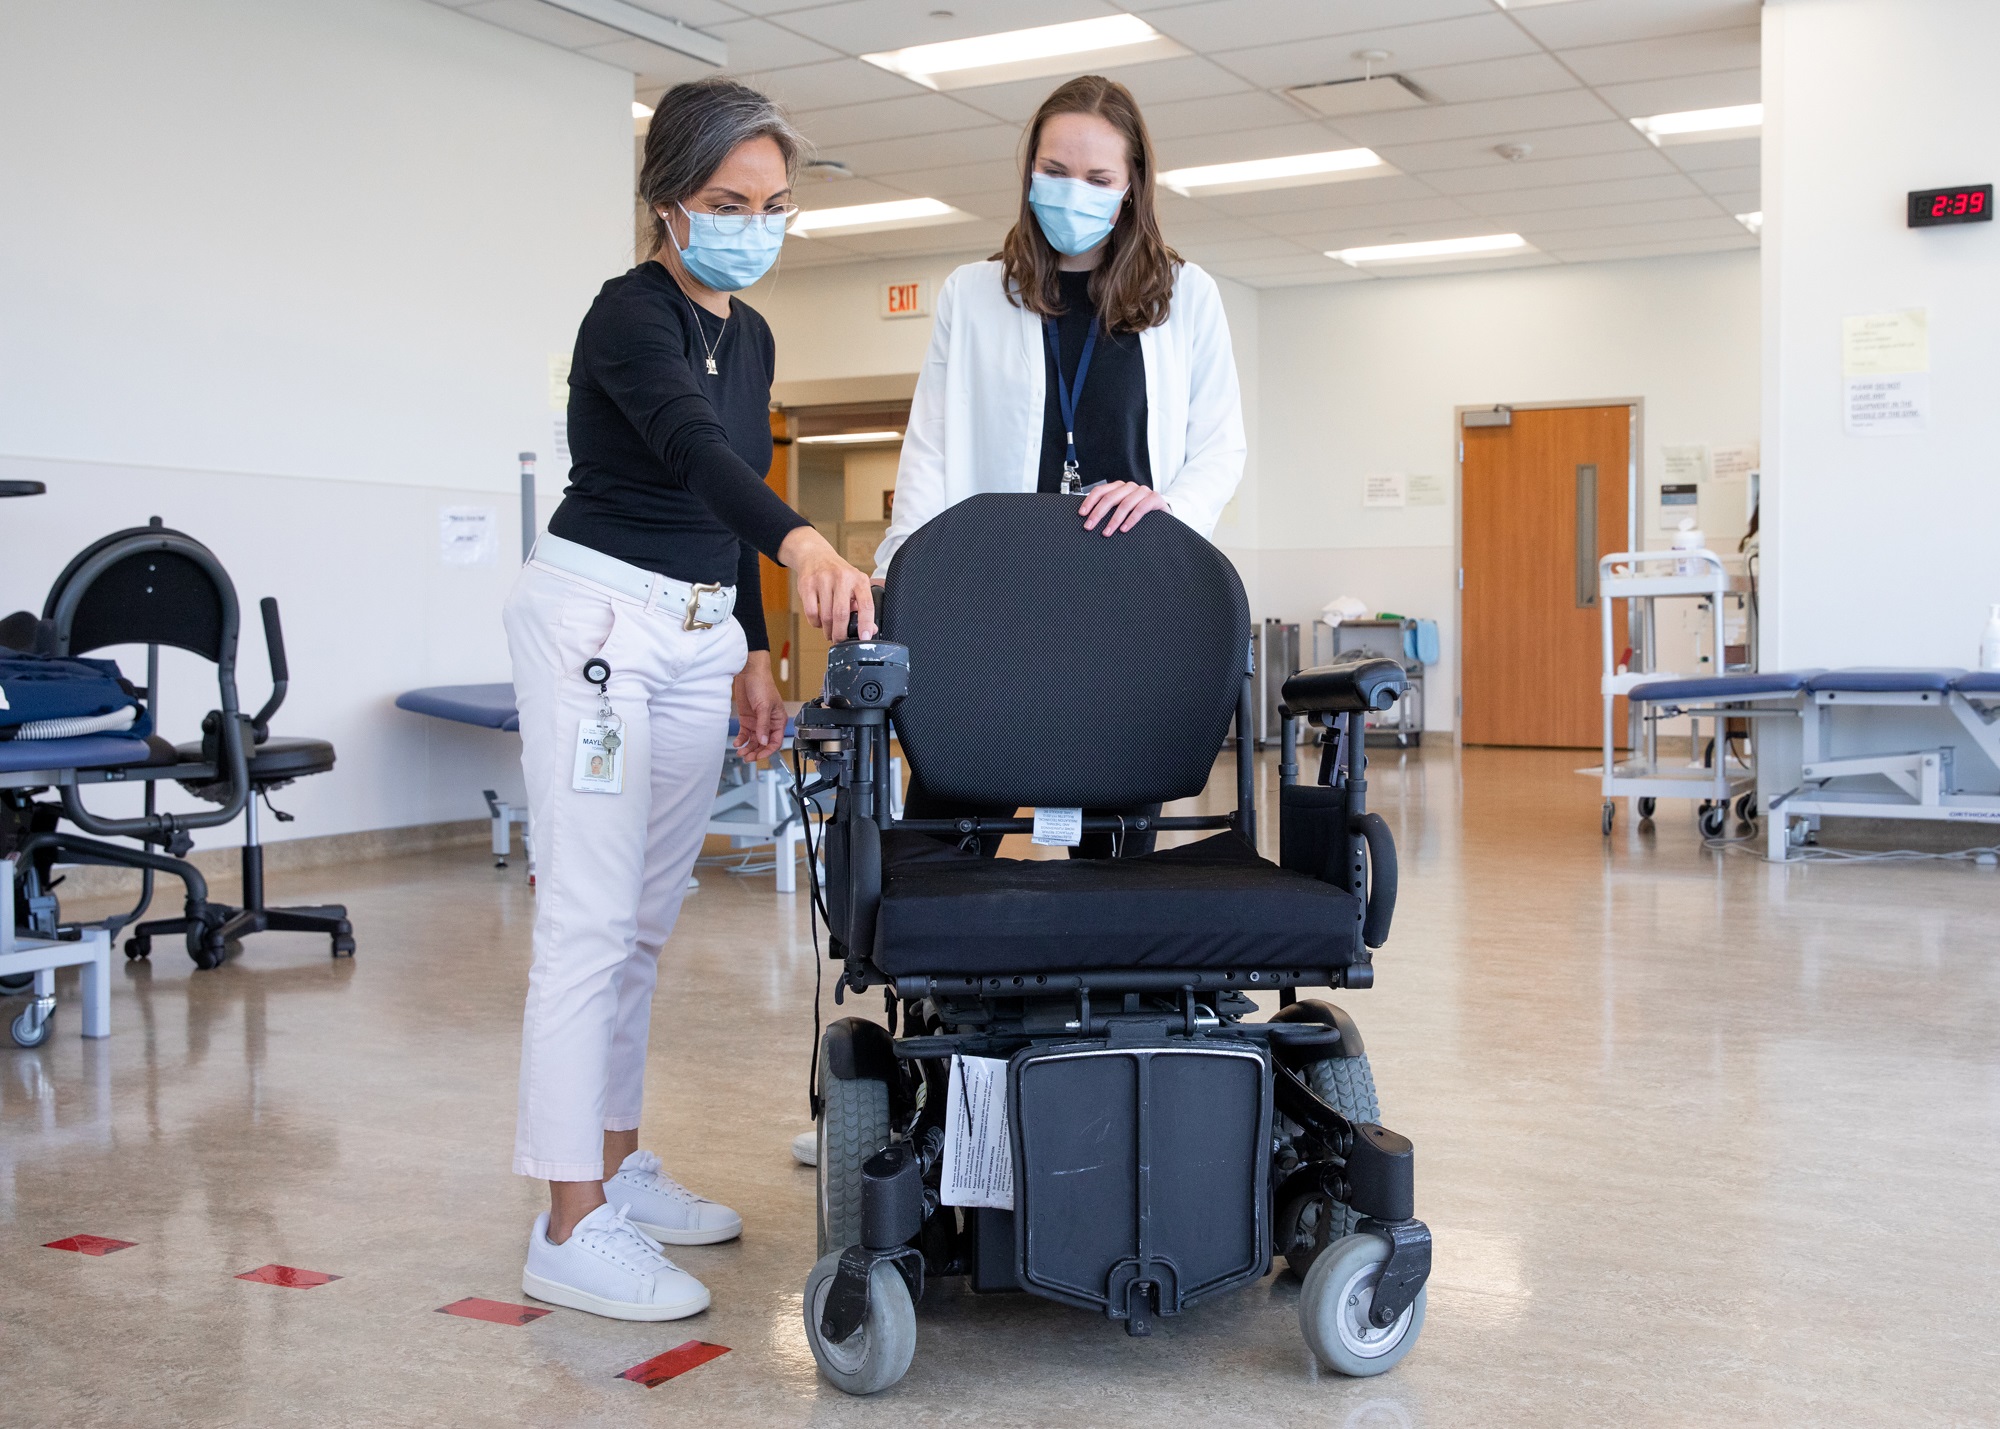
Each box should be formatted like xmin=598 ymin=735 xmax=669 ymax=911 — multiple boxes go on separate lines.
xmin=1031 ymin=807 xmax=1082 ymax=846
xmin=941 ymin=1055 xmax=1014 ymax=1210
xmin=572 ymin=717 xmax=624 ymax=795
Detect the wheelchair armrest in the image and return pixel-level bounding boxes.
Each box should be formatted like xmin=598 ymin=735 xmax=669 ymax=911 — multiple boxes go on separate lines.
xmin=1282 ymin=653 xmax=1406 ymax=717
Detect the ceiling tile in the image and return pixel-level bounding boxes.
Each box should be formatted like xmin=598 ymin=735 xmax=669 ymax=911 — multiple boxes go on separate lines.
xmin=1159 ymin=214 xmax=1279 ymax=246
xmin=1559 ymin=25 xmax=1759 ymax=86
xmin=772 ymin=0 xmax=1124 ymax=54
xmin=1509 ymin=0 xmax=1760 ymax=50
xmin=940 ymin=187 xmax=1025 ymax=222
xmin=821 ymin=220 xmax=1008 ymax=257
xmin=741 ymin=56 xmax=928 ymax=110
xmin=792 ymin=177 xmax=923 ymax=208
xmin=1421 ymin=147 xmax=1677 ymax=195
xmin=1337 ymin=250 xmax=1557 ymax=278
xmin=1138 ymin=89 xmax=1306 ymax=140
xmin=706 ymin=16 xmax=841 ymax=71
xmin=1374 ymin=120 xmax=1654 ymax=174
xmin=830 ymin=123 xmax=1024 ymax=177
xmin=1460 ymin=172 xmax=1705 ymax=216
xmin=619 ymin=0 xmax=746 ymax=26
xmin=458 ymin=0 xmax=624 ymax=47
xmin=1153 ymin=121 xmax=1353 ymax=171
xmin=861 ymin=157 xmax=1022 ymax=197
xmin=791 ymin=92 xmax=997 ymax=147
xmin=1144 ymin=0 xmax=1490 ymax=54
xmin=1329 ymin=89 xmax=1615 ymax=147
xmin=577 ymin=38 xmax=718 ymax=86
xmin=1592 ymin=69 xmax=1760 ymax=120
xmin=1214 ymin=172 xmax=1443 ymax=218
xmin=1483 ymin=195 xmax=1733 ymax=233
xmin=1400 ymin=52 xmax=1580 ymax=105
xmin=1213 ymin=13 xmax=1542 ymax=89
xmin=1542 ymin=235 xmax=1757 ymax=263
xmin=1664 ymin=138 xmax=1759 ymax=174
xmin=949 ymin=55 xmax=1253 ymax=124
xmin=1175 ymin=234 xmax=1318 ymax=263
xmin=1248 ymin=194 xmax=1481 ymax=237
xmin=1518 ymin=215 xmax=1751 ymax=249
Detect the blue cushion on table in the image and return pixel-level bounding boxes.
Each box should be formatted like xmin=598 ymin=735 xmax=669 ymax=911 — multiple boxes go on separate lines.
xmin=1629 ymin=671 xmax=1818 ymax=705
xmin=395 ymin=683 xmax=520 ymax=731
xmin=0 ymin=732 xmax=153 ymax=775
xmin=1807 ymin=668 xmax=1961 ymax=694
xmin=1951 ymin=671 xmax=2000 ymax=694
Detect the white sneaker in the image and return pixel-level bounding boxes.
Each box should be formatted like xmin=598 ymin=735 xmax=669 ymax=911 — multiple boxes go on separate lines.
xmin=791 ymin=1129 xmax=817 ymax=1167
xmin=522 ymin=1203 xmax=710 ymax=1321
xmin=605 ymin=1150 xmax=743 ymax=1246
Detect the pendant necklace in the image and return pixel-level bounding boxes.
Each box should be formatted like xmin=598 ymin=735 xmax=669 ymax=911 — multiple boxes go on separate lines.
xmin=682 ymin=287 xmax=726 ymax=375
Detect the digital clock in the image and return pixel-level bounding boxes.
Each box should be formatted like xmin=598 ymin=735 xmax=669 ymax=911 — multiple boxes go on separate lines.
xmin=1908 ymin=184 xmax=1992 ymax=227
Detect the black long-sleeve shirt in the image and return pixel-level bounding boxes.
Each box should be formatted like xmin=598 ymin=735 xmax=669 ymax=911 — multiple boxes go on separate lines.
xmin=546 ymin=261 xmax=807 ymax=650
xmin=1037 ymin=269 xmax=1151 ymax=493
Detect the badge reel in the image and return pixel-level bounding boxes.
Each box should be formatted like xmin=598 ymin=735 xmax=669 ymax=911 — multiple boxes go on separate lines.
xmin=572 ymin=656 xmax=624 ymax=795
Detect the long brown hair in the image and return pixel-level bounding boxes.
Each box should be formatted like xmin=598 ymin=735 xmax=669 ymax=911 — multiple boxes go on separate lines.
xmin=999 ymin=75 xmax=1180 ymax=333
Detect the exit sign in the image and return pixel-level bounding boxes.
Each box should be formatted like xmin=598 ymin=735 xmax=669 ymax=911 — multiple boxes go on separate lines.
xmin=881 ymin=280 xmax=930 ymax=319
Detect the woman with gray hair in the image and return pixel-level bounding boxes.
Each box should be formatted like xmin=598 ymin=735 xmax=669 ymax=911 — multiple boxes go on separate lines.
xmin=504 ymin=77 xmax=873 ymax=1322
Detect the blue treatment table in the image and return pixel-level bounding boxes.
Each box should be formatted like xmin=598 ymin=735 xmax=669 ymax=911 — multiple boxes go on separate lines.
xmin=1630 ymin=668 xmax=2000 ymax=858
xmin=1 ymin=734 xmax=147 ymax=1043
xmin=395 ymin=682 xmax=831 ymax=892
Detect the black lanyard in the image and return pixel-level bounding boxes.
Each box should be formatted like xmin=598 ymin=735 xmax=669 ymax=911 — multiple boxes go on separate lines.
xmin=1043 ymin=314 xmax=1099 ymax=493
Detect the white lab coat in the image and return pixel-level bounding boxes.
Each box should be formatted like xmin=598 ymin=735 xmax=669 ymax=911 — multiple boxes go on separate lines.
xmin=873 ymin=259 xmax=1246 ymax=576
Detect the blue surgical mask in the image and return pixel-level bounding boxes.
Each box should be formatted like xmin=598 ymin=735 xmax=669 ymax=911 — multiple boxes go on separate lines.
xmin=669 ymin=202 xmax=787 ymax=291
xmin=1029 ymin=172 xmax=1126 ymax=257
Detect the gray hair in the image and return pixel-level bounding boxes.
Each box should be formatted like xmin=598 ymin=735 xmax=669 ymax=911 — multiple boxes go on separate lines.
xmin=638 ymin=78 xmax=805 ymax=257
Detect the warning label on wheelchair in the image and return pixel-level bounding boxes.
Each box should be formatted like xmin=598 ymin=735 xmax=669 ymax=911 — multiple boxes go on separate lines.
xmin=941 ymin=1055 xmax=1014 ymax=1210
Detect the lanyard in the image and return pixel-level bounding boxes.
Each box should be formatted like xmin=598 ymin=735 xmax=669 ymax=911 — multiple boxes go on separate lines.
xmin=1043 ymin=314 xmax=1099 ymax=494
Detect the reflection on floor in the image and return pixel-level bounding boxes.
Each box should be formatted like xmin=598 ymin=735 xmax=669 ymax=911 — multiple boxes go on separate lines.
xmin=5 ymin=746 xmax=1998 ymax=1427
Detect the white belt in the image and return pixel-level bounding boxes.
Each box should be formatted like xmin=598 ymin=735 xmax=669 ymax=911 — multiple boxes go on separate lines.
xmin=531 ymin=533 xmax=737 ymax=631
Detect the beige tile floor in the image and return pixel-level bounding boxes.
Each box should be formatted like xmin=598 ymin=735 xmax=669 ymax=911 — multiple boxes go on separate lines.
xmin=6 ymin=746 xmax=2000 ymax=1427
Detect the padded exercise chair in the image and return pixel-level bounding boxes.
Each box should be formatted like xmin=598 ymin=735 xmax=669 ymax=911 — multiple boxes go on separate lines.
xmin=4 ymin=521 xmax=349 ymax=969
xmin=793 ymin=493 xmax=1431 ymax=1395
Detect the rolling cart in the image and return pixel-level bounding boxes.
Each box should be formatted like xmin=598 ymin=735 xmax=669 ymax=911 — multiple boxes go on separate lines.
xmin=1598 ymin=550 xmax=1755 ymax=836
xmin=1314 ymin=618 xmax=1427 ymax=747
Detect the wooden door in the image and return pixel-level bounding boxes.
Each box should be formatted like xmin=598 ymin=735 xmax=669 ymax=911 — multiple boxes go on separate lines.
xmin=761 ymin=410 xmax=795 ymax=692
xmin=1461 ymin=405 xmax=1629 ymax=748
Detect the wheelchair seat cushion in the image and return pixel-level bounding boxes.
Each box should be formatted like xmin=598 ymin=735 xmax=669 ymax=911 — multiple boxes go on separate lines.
xmin=873 ymin=831 xmax=1362 ymax=977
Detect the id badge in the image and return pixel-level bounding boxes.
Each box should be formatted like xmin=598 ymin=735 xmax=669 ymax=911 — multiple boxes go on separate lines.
xmin=572 ymin=717 xmax=625 ymax=794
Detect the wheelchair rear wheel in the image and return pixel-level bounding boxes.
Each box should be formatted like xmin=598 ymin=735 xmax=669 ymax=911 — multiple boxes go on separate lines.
xmin=817 ymin=1037 xmax=892 ymax=1258
xmin=1299 ymin=1231 xmax=1426 ymax=1377
xmin=1277 ymin=1052 xmax=1381 ymax=1279
xmin=803 ymin=1251 xmax=916 ymax=1395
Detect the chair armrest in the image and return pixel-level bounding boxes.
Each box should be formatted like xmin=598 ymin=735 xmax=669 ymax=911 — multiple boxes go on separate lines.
xmin=1282 ymin=653 xmax=1407 ymax=717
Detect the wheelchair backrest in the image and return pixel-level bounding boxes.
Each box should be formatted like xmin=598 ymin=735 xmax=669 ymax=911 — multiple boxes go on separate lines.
xmin=881 ymin=493 xmax=1249 ymax=811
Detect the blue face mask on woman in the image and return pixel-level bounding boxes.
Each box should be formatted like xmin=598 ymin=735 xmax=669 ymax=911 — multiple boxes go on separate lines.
xmin=669 ymin=202 xmax=787 ymax=292
xmin=1028 ymin=173 xmax=1127 ymax=257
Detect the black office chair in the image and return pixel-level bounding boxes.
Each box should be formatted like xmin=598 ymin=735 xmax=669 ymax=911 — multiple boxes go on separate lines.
xmin=35 ymin=521 xmax=351 ymax=966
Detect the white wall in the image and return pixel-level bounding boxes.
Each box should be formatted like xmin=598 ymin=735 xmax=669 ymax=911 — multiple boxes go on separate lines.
xmin=0 ymin=0 xmax=632 ymax=845
xmin=1256 ymin=251 xmax=1761 ymax=728
xmin=1762 ymin=0 xmax=2000 ymax=668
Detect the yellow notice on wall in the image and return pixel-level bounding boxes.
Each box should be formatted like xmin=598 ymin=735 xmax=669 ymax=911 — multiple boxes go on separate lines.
xmin=1842 ymin=310 xmax=1928 ymax=376
xmin=548 ymin=352 xmax=572 ymax=411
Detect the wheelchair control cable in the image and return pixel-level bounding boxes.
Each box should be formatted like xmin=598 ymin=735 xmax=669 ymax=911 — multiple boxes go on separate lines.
xmin=789 ymin=743 xmax=829 ymax=1121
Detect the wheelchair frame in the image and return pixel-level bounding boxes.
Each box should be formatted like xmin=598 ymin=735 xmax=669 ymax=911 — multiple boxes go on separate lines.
xmin=793 ymin=638 xmax=1432 ymax=1390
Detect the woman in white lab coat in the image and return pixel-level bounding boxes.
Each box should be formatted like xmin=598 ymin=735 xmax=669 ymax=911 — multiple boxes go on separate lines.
xmin=873 ymin=73 xmax=1246 ymax=574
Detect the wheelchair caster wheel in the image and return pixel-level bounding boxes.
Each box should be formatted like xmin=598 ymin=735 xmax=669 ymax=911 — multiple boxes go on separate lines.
xmin=1601 ymin=801 xmax=1615 ymax=836
xmin=1636 ymin=796 xmax=1656 ymax=821
xmin=1734 ymin=793 xmax=1758 ymax=824
xmin=1698 ymin=804 xmax=1728 ymax=839
xmin=803 ymin=1251 xmax=916 ymax=1396
xmin=1299 ymin=1232 xmax=1426 ymax=1378
xmin=125 ymin=936 xmax=152 ymax=961
xmin=11 ymin=997 xmax=56 ymax=1049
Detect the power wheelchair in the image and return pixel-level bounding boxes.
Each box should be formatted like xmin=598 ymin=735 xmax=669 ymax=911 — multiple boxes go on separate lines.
xmin=792 ymin=493 xmax=1431 ymax=1394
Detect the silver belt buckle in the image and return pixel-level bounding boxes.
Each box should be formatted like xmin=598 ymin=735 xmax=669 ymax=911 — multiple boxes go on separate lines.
xmin=683 ymin=581 xmax=724 ymax=631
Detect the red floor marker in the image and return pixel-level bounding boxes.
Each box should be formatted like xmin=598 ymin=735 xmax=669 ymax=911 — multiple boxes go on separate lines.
xmin=617 ymin=1340 xmax=730 ymax=1387
xmin=437 ymin=1297 xmax=550 ymax=1326
xmin=44 ymin=1235 xmax=137 ymax=1256
xmin=236 ymin=1264 xmax=341 ymax=1289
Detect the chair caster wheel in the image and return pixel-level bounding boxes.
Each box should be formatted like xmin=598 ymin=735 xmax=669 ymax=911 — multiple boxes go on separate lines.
xmin=331 ymin=936 xmax=355 ymax=958
xmin=125 ymin=937 xmax=152 ymax=961
xmin=187 ymin=926 xmax=229 ymax=970
xmin=1636 ymin=797 xmax=1656 ymax=821
xmin=1698 ymin=804 xmax=1728 ymax=839
xmin=11 ymin=997 xmax=55 ymax=1049
xmin=1734 ymin=793 xmax=1757 ymax=823
xmin=1601 ymin=801 xmax=1615 ymax=836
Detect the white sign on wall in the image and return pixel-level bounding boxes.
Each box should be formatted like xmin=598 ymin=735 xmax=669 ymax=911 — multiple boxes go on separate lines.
xmin=1363 ymin=472 xmax=1407 ymax=508
xmin=439 ymin=506 xmax=498 ymax=566
xmin=881 ymin=279 xmax=931 ymax=319
xmin=1842 ymin=309 xmax=1930 ymax=436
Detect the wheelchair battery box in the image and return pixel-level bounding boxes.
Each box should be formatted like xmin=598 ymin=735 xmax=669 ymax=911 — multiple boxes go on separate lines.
xmin=1010 ymin=1038 xmax=1272 ymax=1324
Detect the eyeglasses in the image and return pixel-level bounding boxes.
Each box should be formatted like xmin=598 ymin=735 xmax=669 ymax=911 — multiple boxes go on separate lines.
xmin=684 ymin=204 xmax=800 ymax=235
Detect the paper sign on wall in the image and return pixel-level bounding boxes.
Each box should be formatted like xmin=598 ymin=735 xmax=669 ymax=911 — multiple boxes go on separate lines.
xmin=1710 ymin=443 xmax=1757 ymax=485
xmin=439 ymin=506 xmax=498 ymax=566
xmin=1842 ymin=310 xmax=1929 ymax=436
xmin=547 ymin=352 xmax=571 ymax=410
xmin=1407 ymin=474 xmax=1446 ymax=506
xmin=1363 ymin=473 xmax=1407 ymax=508
xmin=1656 ymin=446 xmax=1709 ymax=530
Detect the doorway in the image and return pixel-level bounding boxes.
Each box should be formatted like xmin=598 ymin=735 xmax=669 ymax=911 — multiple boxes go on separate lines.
xmin=1459 ymin=403 xmax=1634 ymax=748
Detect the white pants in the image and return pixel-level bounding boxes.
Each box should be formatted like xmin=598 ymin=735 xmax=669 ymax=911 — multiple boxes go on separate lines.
xmin=503 ymin=560 xmax=747 ymax=1181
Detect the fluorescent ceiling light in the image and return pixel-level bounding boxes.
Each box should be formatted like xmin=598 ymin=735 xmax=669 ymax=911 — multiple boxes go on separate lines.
xmin=789 ymin=198 xmax=970 ymax=238
xmin=796 ymin=431 xmax=904 ymax=445
xmin=540 ymin=0 xmax=725 ymax=67
xmin=1631 ymin=103 xmax=1762 ymax=146
xmin=862 ymin=15 xmax=1188 ymax=92
xmin=633 ymin=101 xmax=653 ymax=119
xmin=1330 ymin=233 xmax=1530 ymax=267
xmin=1736 ymin=210 xmax=1763 ymax=235
xmin=1161 ymin=147 xmax=1393 ymax=198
